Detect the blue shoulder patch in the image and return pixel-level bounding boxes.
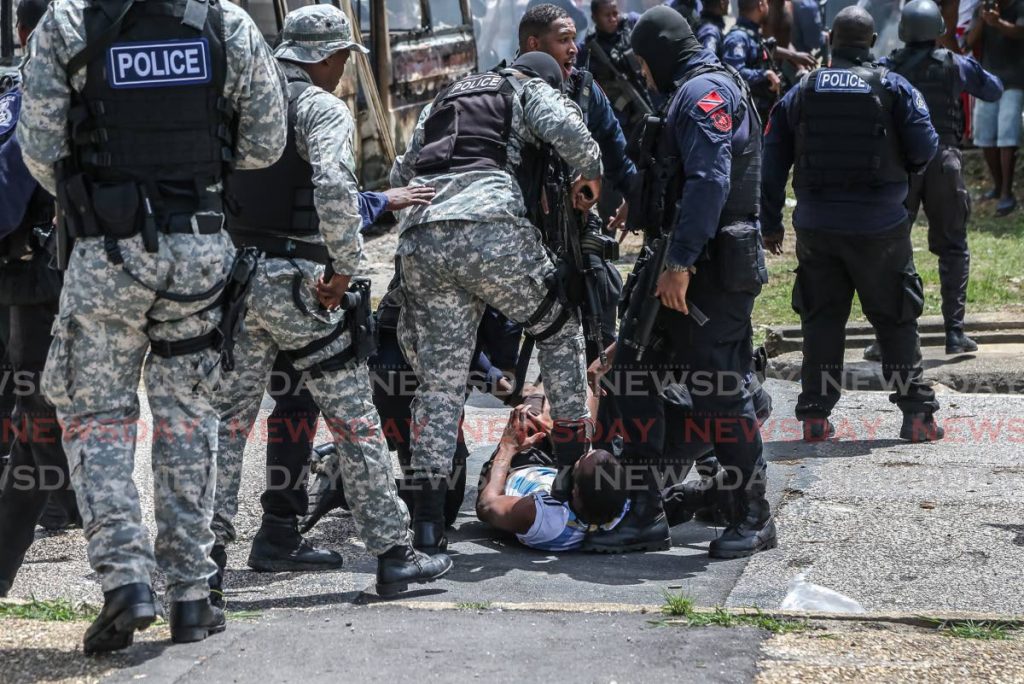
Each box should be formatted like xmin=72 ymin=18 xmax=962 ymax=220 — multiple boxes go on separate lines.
xmin=814 ymin=69 xmax=870 ymax=93
xmin=0 ymin=90 xmax=20 ymax=137
xmin=106 ymin=37 xmax=212 ymax=90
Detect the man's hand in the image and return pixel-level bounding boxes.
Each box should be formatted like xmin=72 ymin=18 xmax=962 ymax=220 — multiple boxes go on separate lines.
xmin=981 ymin=8 xmax=1001 ymax=25
xmin=316 ymin=272 xmax=352 ymax=310
xmin=655 ymin=269 xmax=691 ymax=314
xmin=766 ymin=70 xmax=782 ymax=94
xmin=764 ymin=233 xmax=784 ymax=255
xmin=572 ymin=177 xmax=601 ymax=212
xmin=498 ymin=405 xmax=549 ymax=453
xmin=787 ymin=51 xmax=817 ymax=71
xmin=382 ymin=185 xmax=435 ymax=212
xmin=587 ymin=345 xmax=615 ymax=396
xmin=607 ymin=198 xmax=629 ymax=234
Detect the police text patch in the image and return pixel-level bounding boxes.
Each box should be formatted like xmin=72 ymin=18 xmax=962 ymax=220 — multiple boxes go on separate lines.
xmin=107 ymin=38 xmax=211 ymax=89
xmin=447 ymin=73 xmax=504 ymax=97
xmin=0 ymin=92 xmax=18 ymax=136
xmin=814 ymin=69 xmax=870 ymax=93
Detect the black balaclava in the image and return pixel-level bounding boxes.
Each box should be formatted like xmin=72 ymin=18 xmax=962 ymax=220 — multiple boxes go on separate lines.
xmin=630 ymin=5 xmax=703 ymax=93
xmin=512 ymin=51 xmax=565 ymax=92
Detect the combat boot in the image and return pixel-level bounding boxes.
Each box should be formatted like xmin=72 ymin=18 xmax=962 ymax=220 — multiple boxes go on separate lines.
xmin=862 ymin=341 xmax=882 ymax=362
xmin=900 ymin=412 xmax=945 ymax=443
xmin=83 ymin=583 xmax=158 ymax=655
xmin=208 ymin=544 xmax=226 ymax=609
xmin=38 ymin=496 xmax=83 ymax=531
xmin=691 ymin=453 xmax=726 ymax=524
xmin=247 ymin=513 xmax=343 ymax=572
xmin=169 ymin=598 xmax=226 ymax=644
xmin=802 ymin=418 xmax=835 ymax=442
xmin=412 ymin=477 xmax=448 ymax=555
xmin=945 ymin=329 xmax=978 ymax=355
xmin=581 ymin=470 xmax=671 ymax=553
xmin=549 ymin=420 xmax=591 ymax=502
xmin=708 ymin=475 xmax=777 ymax=559
xmin=375 ymin=544 xmax=453 ymax=598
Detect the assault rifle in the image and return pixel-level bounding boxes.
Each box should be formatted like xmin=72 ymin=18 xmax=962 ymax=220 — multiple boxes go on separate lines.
xmin=543 ymin=152 xmax=619 ymax=366
xmin=586 ymin=39 xmax=654 ymax=118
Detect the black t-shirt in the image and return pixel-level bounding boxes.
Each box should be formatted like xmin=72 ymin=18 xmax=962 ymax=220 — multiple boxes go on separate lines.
xmin=980 ymin=0 xmax=1024 ymax=89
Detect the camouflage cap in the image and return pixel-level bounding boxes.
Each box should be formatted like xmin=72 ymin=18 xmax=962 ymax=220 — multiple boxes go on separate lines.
xmin=274 ymin=4 xmax=369 ymax=64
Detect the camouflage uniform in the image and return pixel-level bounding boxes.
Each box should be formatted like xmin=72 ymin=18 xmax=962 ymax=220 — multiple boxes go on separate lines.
xmin=20 ymin=0 xmax=287 ymax=602
xmin=211 ymin=7 xmax=411 ymax=555
xmin=391 ymin=76 xmax=602 ymax=477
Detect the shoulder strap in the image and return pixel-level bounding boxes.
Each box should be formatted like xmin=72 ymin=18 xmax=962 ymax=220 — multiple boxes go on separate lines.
xmin=66 ymin=0 xmax=139 ymax=78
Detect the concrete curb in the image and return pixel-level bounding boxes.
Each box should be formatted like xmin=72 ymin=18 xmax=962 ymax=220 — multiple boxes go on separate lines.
xmin=385 ymin=600 xmax=1024 ymax=628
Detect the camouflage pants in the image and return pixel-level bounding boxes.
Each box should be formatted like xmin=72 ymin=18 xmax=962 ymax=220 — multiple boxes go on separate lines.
xmin=211 ymin=257 xmax=410 ymax=555
xmin=398 ymin=219 xmax=589 ymax=476
xmin=42 ymin=232 xmax=233 ymax=602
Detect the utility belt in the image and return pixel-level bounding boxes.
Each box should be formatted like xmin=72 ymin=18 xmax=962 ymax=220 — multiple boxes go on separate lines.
xmin=228 ymin=229 xmax=329 ymax=264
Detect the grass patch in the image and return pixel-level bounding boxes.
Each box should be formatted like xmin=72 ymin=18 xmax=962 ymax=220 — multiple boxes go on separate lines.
xmin=659 ymin=592 xmax=807 ymax=634
xmin=0 ymin=598 xmax=99 ymax=622
xmin=456 ymin=601 xmax=492 ymax=611
xmin=932 ymin=619 xmax=1019 ymax=640
xmin=227 ymin=609 xmax=263 ymax=621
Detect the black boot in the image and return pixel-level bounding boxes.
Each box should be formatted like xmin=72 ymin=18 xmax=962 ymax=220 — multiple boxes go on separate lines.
xmin=444 ymin=447 xmax=468 ymax=528
xmin=802 ymin=418 xmax=835 ymax=442
xmin=945 ymin=328 xmax=978 ymax=355
xmin=691 ymin=454 xmax=726 ymax=524
xmin=38 ymin=496 xmax=83 ymax=531
xmin=412 ymin=477 xmax=448 ymax=555
xmin=208 ymin=544 xmax=226 ymax=609
xmin=900 ymin=412 xmax=945 ymax=443
xmin=708 ymin=475 xmax=777 ymax=559
xmin=247 ymin=513 xmax=344 ymax=572
xmin=169 ymin=598 xmax=226 ymax=644
xmin=549 ymin=420 xmax=591 ymax=502
xmin=581 ymin=471 xmax=671 ymax=553
xmin=0 ymin=578 xmax=10 ymax=598
xmin=83 ymin=583 xmax=158 ymax=655
xmin=863 ymin=340 xmax=882 ymax=362
xmin=375 ymin=544 xmax=453 ymax=598
xmin=299 ymin=444 xmax=349 ymax=534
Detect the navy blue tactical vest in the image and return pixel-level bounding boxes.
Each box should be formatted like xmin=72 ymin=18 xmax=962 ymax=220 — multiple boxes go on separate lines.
xmin=793 ymin=64 xmax=906 ymax=191
xmin=889 ymin=47 xmax=961 ymax=145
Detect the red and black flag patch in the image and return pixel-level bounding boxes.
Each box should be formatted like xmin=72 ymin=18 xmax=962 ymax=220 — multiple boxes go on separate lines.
xmin=696 ymin=90 xmax=725 ymax=114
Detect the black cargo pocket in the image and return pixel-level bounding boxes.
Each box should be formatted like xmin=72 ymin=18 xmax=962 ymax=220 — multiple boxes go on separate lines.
xmin=898 ymin=272 xmax=925 ymax=324
xmin=413 ymin=103 xmax=458 ymax=173
xmin=714 ymin=223 xmax=767 ymax=295
xmin=91 ymin=182 xmax=140 ymax=238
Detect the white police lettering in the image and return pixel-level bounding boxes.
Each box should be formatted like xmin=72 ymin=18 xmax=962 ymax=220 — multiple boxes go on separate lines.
xmin=106 ymin=38 xmax=212 ymax=89
xmin=815 ymin=69 xmax=870 ymax=93
xmin=447 ymin=73 xmax=503 ymax=97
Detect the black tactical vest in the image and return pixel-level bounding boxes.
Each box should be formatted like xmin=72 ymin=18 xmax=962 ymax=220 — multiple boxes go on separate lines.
xmin=225 ymin=80 xmax=317 ymax=239
xmin=640 ymin=63 xmax=761 ymax=233
xmin=889 ymin=47 xmax=962 ymax=145
xmin=793 ymin=64 xmax=907 ymax=191
xmin=70 ymin=0 xmax=232 ymax=191
xmin=414 ymin=70 xmax=522 ymax=174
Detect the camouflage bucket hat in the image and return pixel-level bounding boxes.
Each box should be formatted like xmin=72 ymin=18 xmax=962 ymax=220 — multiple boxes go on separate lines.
xmin=274 ymin=4 xmax=369 ymax=64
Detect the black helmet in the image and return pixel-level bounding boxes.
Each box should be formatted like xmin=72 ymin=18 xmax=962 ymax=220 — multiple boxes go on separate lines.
xmin=898 ymin=0 xmax=945 ymax=43
xmin=512 ymin=51 xmax=565 ymax=92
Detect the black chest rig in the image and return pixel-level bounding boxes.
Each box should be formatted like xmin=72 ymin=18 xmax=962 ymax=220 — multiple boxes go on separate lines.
xmin=635 ymin=63 xmax=762 ymax=237
xmin=793 ymin=62 xmax=906 ymax=191
xmin=59 ymin=0 xmax=234 ymax=245
xmin=226 ymin=79 xmax=319 ymax=249
xmin=890 ymin=47 xmax=962 ymax=145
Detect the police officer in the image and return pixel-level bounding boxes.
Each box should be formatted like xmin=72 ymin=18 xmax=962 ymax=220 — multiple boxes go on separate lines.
xmin=0 ymin=0 xmax=80 ymax=599
xmin=391 ymin=50 xmax=601 ymax=559
xmin=722 ymin=0 xmax=783 ymax=123
xmin=576 ymin=0 xmax=652 ymax=142
xmin=761 ymin=6 xmax=944 ymax=443
xmin=19 ymin=0 xmax=287 ymax=652
xmin=865 ymin=0 xmax=1004 ymax=357
xmin=668 ymin=0 xmax=701 ymax=30
xmin=584 ymin=6 xmax=774 ymax=558
xmin=225 ymin=186 xmax=432 ymax=579
xmin=213 ymin=5 xmax=452 ymax=598
xmin=696 ymin=0 xmax=730 ymax=56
